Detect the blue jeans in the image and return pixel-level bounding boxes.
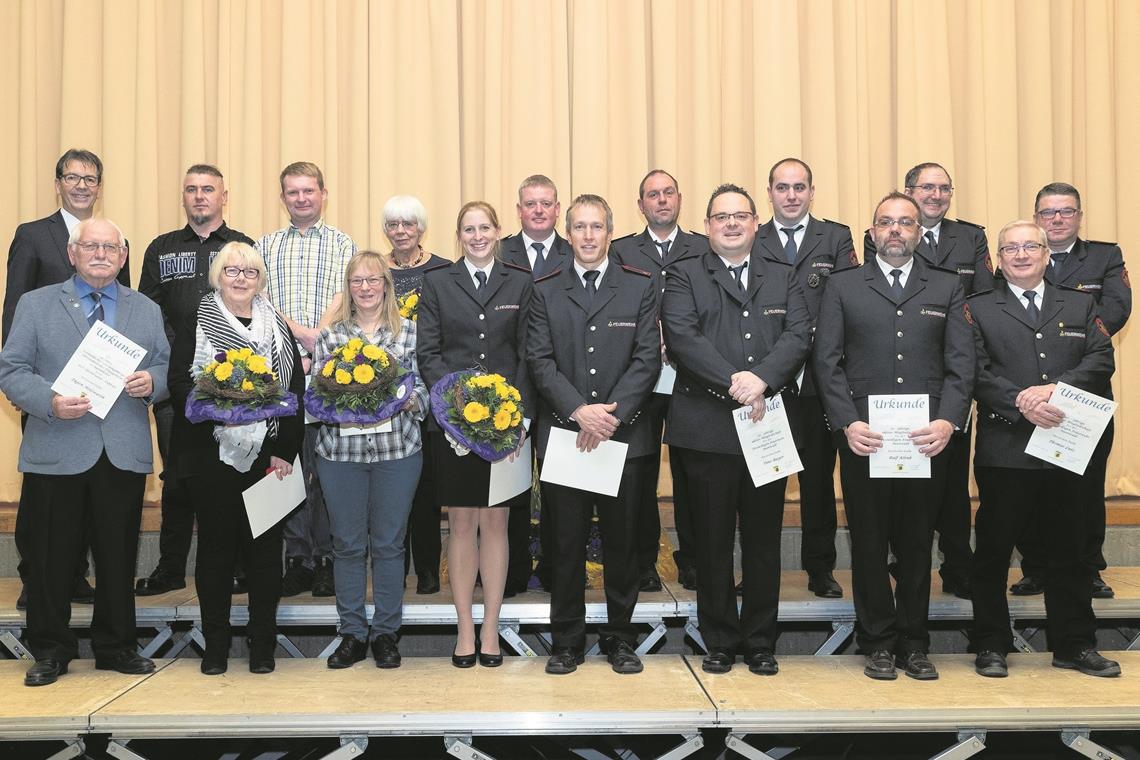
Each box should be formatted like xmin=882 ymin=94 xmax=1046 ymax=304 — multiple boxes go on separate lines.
xmin=317 ymin=453 xmax=422 ymax=640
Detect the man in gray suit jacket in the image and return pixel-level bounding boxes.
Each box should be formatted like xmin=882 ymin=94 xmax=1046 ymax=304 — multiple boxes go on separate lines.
xmin=0 ymin=218 xmax=169 ymax=687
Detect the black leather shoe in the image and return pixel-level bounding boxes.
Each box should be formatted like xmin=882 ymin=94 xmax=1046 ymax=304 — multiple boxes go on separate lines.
xmin=416 ymin=571 xmax=441 ymax=595
xmin=545 ymin=648 xmax=585 ymax=675
xmin=1092 ymin=573 xmax=1115 ymax=599
xmin=72 ymin=577 xmax=96 ymax=604
xmin=702 ymin=650 xmax=734 ymax=674
xmin=25 ymin=658 xmax=68 ymax=686
xmin=248 ymin=637 xmax=275 ymax=674
xmin=478 ymin=650 xmax=503 ymax=667
xmin=864 ymin=650 xmax=897 ymax=680
xmin=941 ymin=576 xmax=972 ymax=600
xmin=16 ymin=586 xmax=27 ymax=611
xmin=639 ymin=571 xmax=662 ymax=593
xmin=603 ymin=637 xmax=643 ymax=674
xmin=231 ymin=574 xmax=248 ymax=595
xmin=746 ymin=650 xmax=779 ymax=676
xmin=327 ymin=636 xmax=368 ymax=669
xmin=898 ymin=651 xmax=939 ymax=680
xmin=975 ymin=650 xmax=1008 ymax=678
xmin=95 ymin=650 xmax=156 ymax=675
xmin=807 ymin=571 xmax=843 ymax=599
xmin=1052 ymin=649 xmax=1121 ymax=677
xmin=452 ymin=649 xmax=477 ymax=668
xmin=371 ymin=633 xmax=401 ymax=669
xmin=135 ymin=571 xmax=187 ymax=597
xmin=200 ymin=654 xmax=228 ymax=676
xmin=677 ymin=565 xmax=698 ymax=591
xmin=280 ymin=557 xmax=313 ymax=597
xmin=1009 ymin=575 xmax=1044 ymax=596
xmin=311 ymin=557 xmax=335 ymax=597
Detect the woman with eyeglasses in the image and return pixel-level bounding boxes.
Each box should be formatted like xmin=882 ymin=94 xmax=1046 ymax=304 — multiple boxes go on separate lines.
xmin=313 ymin=251 xmax=429 ymax=669
xmin=167 ymin=242 xmax=305 ymax=676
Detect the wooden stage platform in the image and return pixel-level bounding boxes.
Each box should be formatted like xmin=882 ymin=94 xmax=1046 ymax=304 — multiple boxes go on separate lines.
xmin=2 ymin=654 xmax=1139 ymax=759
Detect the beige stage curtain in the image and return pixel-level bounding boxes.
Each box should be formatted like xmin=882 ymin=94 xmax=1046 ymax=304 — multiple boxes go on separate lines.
xmin=0 ymin=0 xmax=1135 ymax=502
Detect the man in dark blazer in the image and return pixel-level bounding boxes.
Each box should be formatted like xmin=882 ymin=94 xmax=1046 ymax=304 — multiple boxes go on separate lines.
xmin=754 ymin=158 xmax=856 ymax=600
xmin=968 ymin=219 xmax=1119 ymax=678
xmin=863 ymin=162 xmax=992 ymax=601
xmin=527 ymin=194 xmax=661 ymax=675
xmin=0 ymin=218 xmax=169 ymax=686
xmin=1011 ymin=182 xmax=1132 ymax=599
xmin=661 ymin=184 xmax=811 ymax=676
xmin=814 ymin=192 xmax=973 ymax=681
xmin=3 ymin=148 xmax=128 ymax=610
xmin=610 ymin=169 xmax=704 ymax=592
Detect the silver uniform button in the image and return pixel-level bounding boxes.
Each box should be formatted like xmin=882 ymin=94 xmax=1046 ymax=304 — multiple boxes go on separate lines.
xmin=742 ymin=310 xmax=749 ymax=317
xmin=896 ymin=309 xmax=903 ymax=316
xmin=896 ymin=331 xmax=903 ymax=337
xmin=1039 ymin=353 xmax=1046 ymax=358
xmin=589 ymin=325 xmax=597 ymax=331
xmin=588 ymin=346 xmax=594 ymax=353
xmin=897 ymin=354 xmax=903 ymax=360
xmin=479 ymin=333 xmax=485 ymax=339
xmin=1035 ymin=332 xmax=1043 ymax=339
xmin=897 ymin=377 xmax=903 ymax=384
xmin=747 ymin=356 xmax=754 ymax=363
xmin=590 ymin=390 xmax=598 ymax=398
xmin=744 ymin=333 xmax=752 ymax=339
xmin=589 ymin=368 xmax=596 ymax=375
xmin=478 ymin=314 xmax=485 ymax=320
xmin=479 ymin=353 xmax=485 ymax=360
xmin=1041 ymin=373 xmax=1048 ymax=380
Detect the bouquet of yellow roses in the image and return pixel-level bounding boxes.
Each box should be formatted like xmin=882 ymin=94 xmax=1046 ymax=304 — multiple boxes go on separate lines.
xmin=304 ymin=336 xmax=415 ymax=424
xmin=186 ymin=347 xmax=297 ymax=424
xmin=397 ymin=288 xmax=421 ymax=321
xmin=430 ymin=370 xmax=525 ymax=462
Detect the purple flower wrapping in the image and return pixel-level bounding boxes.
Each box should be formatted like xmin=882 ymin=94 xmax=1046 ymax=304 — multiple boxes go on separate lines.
xmin=303 ymin=372 xmax=416 ymax=425
xmin=429 ymin=371 xmax=523 ymax=463
xmin=185 ymin=392 xmax=299 ymax=424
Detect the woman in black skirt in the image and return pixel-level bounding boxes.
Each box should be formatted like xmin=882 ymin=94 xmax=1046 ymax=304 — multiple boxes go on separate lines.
xmin=417 ymin=201 xmax=534 ymax=667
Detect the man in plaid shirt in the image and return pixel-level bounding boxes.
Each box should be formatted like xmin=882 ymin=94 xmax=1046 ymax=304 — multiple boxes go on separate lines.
xmin=257 ymin=161 xmax=356 ymax=597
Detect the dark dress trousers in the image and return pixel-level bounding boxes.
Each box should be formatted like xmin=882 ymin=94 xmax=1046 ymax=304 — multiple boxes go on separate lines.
xmin=755 ymin=216 xmax=855 ymax=577
xmin=527 ymin=262 xmax=661 ymax=652
xmin=660 ymin=250 xmax=811 ymax=655
xmin=610 ymin=228 xmax=704 ymax=577
xmin=967 ymin=282 xmax=1113 ymax=657
xmin=865 ymin=217 xmax=993 ymax=588
xmin=1017 ymin=239 xmax=1132 ymax=578
xmin=813 ymin=256 xmax=973 ymax=657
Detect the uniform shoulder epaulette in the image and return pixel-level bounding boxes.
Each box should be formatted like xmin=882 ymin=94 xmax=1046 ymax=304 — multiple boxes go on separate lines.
xmin=619 ymin=263 xmax=652 ymax=277
xmin=1086 ymin=239 xmax=1118 ymax=247
xmin=954 ymin=218 xmax=986 ymax=230
xmin=685 ymin=229 xmax=708 ymax=239
xmin=831 ymin=261 xmax=862 ymax=277
xmin=424 ymin=261 xmax=451 ymax=273
xmin=535 ymin=268 xmax=562 ymax=283
xmin=821 ymin=218 xmax=852 ymax=230
xmin=611 ymin=232 xmax=637 ymax=243
xmin=966 ymin=288 xmax=993 ymax=299
xmin=502 ymin=261 xmax=531 ymax=274
xmin=927 ymin=263 xmax=960 ymax=276
xmin=1056 ymin=283 xmax=1090 ymax=294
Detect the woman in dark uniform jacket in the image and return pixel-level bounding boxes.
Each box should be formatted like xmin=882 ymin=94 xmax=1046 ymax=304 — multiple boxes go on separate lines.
xmin=417 ymin=201 xmax=534 ymax=667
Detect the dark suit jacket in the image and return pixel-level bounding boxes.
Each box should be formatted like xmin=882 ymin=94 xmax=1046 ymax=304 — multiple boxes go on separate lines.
xmin=500 ymin=232 xmax=573 ymax=279
xmin=969 ymin=282 xmax=1113 ymax=469
xmin=610 ymin=228 xmax=706 ymax=299
xmin=660 ymin=250 xmax=811 ymax=455
xmin=813 ymin=256 xmax=974 ymax=432
xmin=526 ymin=261 xmax=661 ymax=459
xmin=4 ymin=211 xmax=130 ymax=342
xmin=1043 ymin=238 xmax=1131 ymax=337
xmin=864 ymin=217 xmax=993 ymax=297
xmin=417 ymin=258 xmax=535 ymax=418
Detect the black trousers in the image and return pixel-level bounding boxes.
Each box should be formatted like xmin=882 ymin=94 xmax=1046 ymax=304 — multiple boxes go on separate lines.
xmin=404 ymin=428 xmax=441 ymax=578
xmin=971 ymin=466 xmax=1095 ymax=657
xmin=789 ymin=394 xmax=838 ymax=575
xmin=838 ymin=444 xmax=948 ymax=656
xmin=934 ymin=425 xmax=974 ymax=584
xmin=640 ymin=393 xmax=690 ymax=576
xmin=152 ymin=400 xmax=194 ymax=578
xmin=546 ymin=456 xmax=648 ymax=651
xmin=1018 ymin=418 xmax=1112 ymax=577
xmin=23 ymin=452 xmax=145 ymax=661
xmin=680 ymin=448 xmax=785 ymax=654
xmin=186 ymin=462 xmax=283 ymax=648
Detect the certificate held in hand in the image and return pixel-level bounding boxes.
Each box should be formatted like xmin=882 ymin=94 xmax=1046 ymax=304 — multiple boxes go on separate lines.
xmin=539 ymin=427 xmax=628 ymax=497
xmin=50 ymin=319 xmax=146 ymax=419
xmin=867 ymin=394 xmax=931 ymax=479
xmin=1025 ymin=382 xmax=1116 ymax=475
xmin=733 ymin=393 xmax=803 ymax=488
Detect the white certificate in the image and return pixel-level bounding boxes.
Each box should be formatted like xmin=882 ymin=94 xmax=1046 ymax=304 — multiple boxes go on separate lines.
xmin=868 ymin=394 xmax=931 ymax=479
xmin=653 ymin=363 xmax=676 ymax=395
xmin=488 ymin=438 xmax=533 ymax=505
xmin=540 ymin=427 xmax=628 ymax=497
xmin=243 ymin=456 xmax=305 ymax=539
xmin=51 ymin=319 xmax=147 ymax=419
xmin=733 ymin=394 xmax=803 ymax=488
xmin=1025 ymin=382 xmax=1117 ymax=475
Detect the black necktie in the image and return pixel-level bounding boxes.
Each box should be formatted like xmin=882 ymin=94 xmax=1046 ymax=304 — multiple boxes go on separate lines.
xmin=583 ymin=269 xmax=600 ymax=307
xmin=657 ymin=239 xmax=671 ymax=259
xmin=531 ymin=242 xmax=547 ymax=277
xmin=729 ymin=262 xmax=747 ymax=292
xmin=781 ymin=225 xmax=802 ymax=264
xmin=922 ymin=230 xmax=938 ymax=259
xmin=890 ymin=269 xmax=904 ymax=300
xmin=1050 ymin=251 xmax=1065 ymax=277
xmin=1024 ymin=290 xmax=1040 ymax=322
xmin=87 ymin=291 xmax=104 ymax=326
xmin=474 ymin=270 xmax=488 ymax=302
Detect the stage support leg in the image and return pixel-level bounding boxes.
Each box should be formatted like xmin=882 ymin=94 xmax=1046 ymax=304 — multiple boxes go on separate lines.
xmin=928 ymin=730 xmax=986 ymax=760
xmin=1010 ymin=623 xmax=1037 ymax=653
xmin=499 ymin=624 xmax=536 ymax=657
xmin=444 ymin=735 xmax=499 ymax=760
xmin=813 ymin=620 xmax=855 ymax=655
xmin=44 ymin=739 xmax=85 ymax=760
xmin=654 ymin=733 xmax=704 ymax=760
xmin=276 ymin=633 xmax=305 ymax=658
xmin=138 ymin=624 xmax=174 ymax=658
xmin=725 ymin=733 xmax=790 ymax=760
xmin=318 ymin=635 xmax=343 ymax=659
xmin=106 ymin=739 xmax=148 ymax=760
xmin=317 ymin=736 xmax=368 ymax=759
xmin=1062 ymin=730 xmax=1123 ymax=760
xmin=684 ymin=618 xmax=706 ymax=653
xmin=0 ymin=628 xmax=33 ymax=660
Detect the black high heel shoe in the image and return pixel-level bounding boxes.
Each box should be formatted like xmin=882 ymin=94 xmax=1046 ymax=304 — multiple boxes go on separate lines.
xmin=248 ymin=636 xmax=276 ymax=674
xmin=452 ymin=637 xmax=477 ymax=668
xmin=477 ymin=647 xmax=503 ymax=667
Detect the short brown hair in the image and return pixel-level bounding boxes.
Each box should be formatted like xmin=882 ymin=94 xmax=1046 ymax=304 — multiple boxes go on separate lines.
xmin=279 ymin=161 xmax=325 ymax=191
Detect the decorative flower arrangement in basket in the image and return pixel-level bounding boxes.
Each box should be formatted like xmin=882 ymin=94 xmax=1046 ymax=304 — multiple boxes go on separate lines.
xmin=397 ymin=288 xmax=421 ymax=321
xmin=304 ymin=337 xmax=415 ymax=424
xmin=430 ymin=370 xmax=525 ymax=462
xmin=185 ymin=347 xmax=298 ymax=424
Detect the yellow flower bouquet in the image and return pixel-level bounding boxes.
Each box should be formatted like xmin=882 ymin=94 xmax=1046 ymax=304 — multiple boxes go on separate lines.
xmin=304 ymin=336 xmax=414 ymax=424
xmin=430 ymin=370 xmax=525 ymax=461
xmin=397 ymin=288 xmax=421 ymax=321
xmin=186 ymin=347 xmax=297 ymax=423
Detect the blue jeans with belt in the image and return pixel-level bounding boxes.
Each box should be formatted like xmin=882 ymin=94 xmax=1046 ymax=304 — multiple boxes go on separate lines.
xmin=317 ymin=452 xmax=422 ymax=640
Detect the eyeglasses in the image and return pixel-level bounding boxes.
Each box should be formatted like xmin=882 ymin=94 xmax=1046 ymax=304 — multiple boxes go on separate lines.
xmin=222 ymin=266 xmax=259 ymax=279
xmin=873 ymin=217 xmax=919 ymax=229
xmin=998 ymin=242 xmax=1046 ymax=256
xmin=74 ymin=241 xmax=123 ymax=254
xmin=349 ymin=276 xmax=383 ymax=288
xmin=907 ymin=183 xmax=953 ymax=195
xmin=1035 ymin=207 xmax=1080 ymax=220
xmin=385 ymin=220 xmax=419 ymax=232
xmin=708 ymin=212 xmax=755 ymax=225
xmin=60 ymin=173 xmax=100 ymax=188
